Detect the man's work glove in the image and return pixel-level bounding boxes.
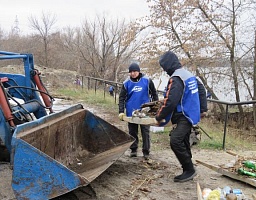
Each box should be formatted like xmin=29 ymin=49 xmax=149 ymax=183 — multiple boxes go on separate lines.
xmin=154 ymin=118 xmax=166 ymax=126
xmin=153 ymin=118 xmax=160 ymax=126
xmin=118 ymin=113 xmax=125 ymax=121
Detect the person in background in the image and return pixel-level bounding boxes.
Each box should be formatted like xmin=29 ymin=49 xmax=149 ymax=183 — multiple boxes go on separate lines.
xmin=155 ymin=51 xmax=207 ymax=182
xmin=118 ymin=63 xmax=159 ymax=160
xmin=206 ymin=90 xmax=212 ymax=99
xmin=74 ymin=75 xmax=82 ymax=86
xmin=109 ymin=85 xmax=114 ymax=96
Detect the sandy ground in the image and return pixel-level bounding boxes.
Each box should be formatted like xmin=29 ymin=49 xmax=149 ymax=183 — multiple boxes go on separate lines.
xmin=1 ymin=100 xmax=256 ymax=200
xmin=2 ymin=147 xmax=256 ymax=200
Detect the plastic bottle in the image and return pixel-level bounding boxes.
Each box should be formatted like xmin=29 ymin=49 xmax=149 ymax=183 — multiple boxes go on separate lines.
xmin=238 ymin=168 xmax=256 ymax=177
xmin=243 ymin=160 xmax=256 ymax=170
xmin=232 ymin=189 xmax=242 ymax=195
xmin=222 ymin=186 xmax=231 ymax=196
xmin=219 ymin=188 xmax=226 ymax=200
xmin=233 ymin=189 xmax=245 ymax=200
xmin=222 ymin=186 xmax=245 ymax=200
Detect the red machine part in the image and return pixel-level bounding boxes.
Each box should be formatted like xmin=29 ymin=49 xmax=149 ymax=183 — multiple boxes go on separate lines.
xmin=0 ymin=78 xmax=15 ymax=127
xmin=32 ymin=69 xmax=53 ymax=113
xmin=0 ymin=77 xmax=9 ymax=82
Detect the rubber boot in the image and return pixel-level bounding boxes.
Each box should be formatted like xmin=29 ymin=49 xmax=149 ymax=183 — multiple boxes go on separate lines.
xmin=130 ymin=149 xmax=137 ymax=157
xmin=174 ymin=161 xmax=197 ymax=182
xmin=143 ymin=150 xmax=149 ymax=160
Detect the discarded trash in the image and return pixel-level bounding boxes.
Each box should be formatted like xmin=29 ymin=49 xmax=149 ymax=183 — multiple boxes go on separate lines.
xmin=242 ymin=160 xmax=256 ymax=170
xmin=196 ymin=151 xmax=256 ymax=188
xmin=202 ymin=188 xmax=212 ymax=199
xmin=206 ymin=189 xmax=221 ymax=200
xmin=238 ymin=168 xmax=256 ymax=177
xmin=200 ymin=185 xmax=245 ymax=200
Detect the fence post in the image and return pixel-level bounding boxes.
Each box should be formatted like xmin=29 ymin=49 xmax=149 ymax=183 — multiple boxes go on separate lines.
xmin=95 ymin=80 xmax=97 ymax=94
xmin=81 ymin=76 xmax=84 ymax=90
xmin=104 ymin=82 xmax=106 ymax=99
xmin=222 ymin=104 xmax=229 ymax=150
xmin=87 ymin=77 xmax=90 ymax=90
xmin=114 ymin=83 xmax=118 ymax=104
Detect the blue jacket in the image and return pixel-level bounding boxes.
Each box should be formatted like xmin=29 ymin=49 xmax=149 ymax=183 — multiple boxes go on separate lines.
xmin=109 ymin=86 xmax=114 ymax=92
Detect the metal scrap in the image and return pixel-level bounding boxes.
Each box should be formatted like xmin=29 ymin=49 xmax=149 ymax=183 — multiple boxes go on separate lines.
xmin=132 ymin=101 xmax=163 ymax=118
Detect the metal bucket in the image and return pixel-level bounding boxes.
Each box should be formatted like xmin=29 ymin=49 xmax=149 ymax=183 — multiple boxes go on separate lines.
xmin=11 ymin=104 xmax=133 ymax=200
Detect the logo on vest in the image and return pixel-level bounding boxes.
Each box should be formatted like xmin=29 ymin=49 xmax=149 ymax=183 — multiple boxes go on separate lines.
xmin=131 ymin=86 xmax=142 ymax=92
xmin=191 ymin=88 xmax=198 ymax=94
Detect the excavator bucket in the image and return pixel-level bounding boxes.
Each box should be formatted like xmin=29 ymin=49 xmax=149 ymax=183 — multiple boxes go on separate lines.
xmin=11 ymin=104 xmax=133 ymax=200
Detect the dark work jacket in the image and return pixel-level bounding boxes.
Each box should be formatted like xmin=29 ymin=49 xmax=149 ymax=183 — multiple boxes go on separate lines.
xmin=156 ymin=76 xmax=207 ymax=124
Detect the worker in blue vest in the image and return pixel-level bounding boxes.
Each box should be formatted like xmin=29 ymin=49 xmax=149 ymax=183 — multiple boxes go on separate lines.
xmin=118 ymin=63 xmax=159 ymax=160
xmin=155 ymin=51 xmax=207 ymax=182
xmin=109 ymin=85 xmax=114 ymax=96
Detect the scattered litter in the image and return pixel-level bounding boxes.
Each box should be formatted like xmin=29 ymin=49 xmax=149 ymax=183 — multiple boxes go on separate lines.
xmin=197 ymin=183 xmax=246 ymax=200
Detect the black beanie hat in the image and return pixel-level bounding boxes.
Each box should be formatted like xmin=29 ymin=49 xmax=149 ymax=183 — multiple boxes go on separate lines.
xmin=128 ymin=63 xmax=140 ymax=72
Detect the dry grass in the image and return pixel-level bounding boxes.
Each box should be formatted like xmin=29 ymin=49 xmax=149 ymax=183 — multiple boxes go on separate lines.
xmin=198 ymin=117 xmax=256 ymax=151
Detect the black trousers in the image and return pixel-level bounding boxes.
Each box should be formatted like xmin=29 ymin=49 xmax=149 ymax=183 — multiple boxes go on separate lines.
xmin=128 ymin=123 xmax=150 ymax=154
xmin=170 ymin=116 xmax=192 ymax=167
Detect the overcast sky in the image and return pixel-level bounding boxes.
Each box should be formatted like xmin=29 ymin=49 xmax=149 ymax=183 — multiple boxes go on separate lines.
xmin=1 ymin=0 xmax=149 ymax=34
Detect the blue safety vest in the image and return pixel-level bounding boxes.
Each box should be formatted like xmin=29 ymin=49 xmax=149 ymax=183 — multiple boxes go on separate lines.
xmin=172 ymin=69 xmax=200 ymax=125
xmin=123 ymin=76 xmax=150 ymax=116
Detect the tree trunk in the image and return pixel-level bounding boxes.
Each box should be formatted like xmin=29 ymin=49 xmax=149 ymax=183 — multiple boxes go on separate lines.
xmin=253 ymin=30 xmax=256 ymax=127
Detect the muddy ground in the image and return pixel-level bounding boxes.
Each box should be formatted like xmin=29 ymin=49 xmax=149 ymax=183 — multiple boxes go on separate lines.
xmin=1 ymin=100 xmax=256 ymax=200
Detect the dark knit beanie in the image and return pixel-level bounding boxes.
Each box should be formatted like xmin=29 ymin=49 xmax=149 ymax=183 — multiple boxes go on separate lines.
xmin=128 ymin=63 xmax=140 ymax=72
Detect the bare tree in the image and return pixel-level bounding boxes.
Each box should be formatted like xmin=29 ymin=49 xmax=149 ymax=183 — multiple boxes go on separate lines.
xmin=60 ymin=14 xmax=144 ymax=81
xmin=254 ymin=30 xmax=256 ymax=126
xmin=0 ymin=26 xmax=4 ymax=40
xmin=28 ymin=11 xmax=57 ymax=67
xmin=141 ymin=0 xmax=256 ymax=120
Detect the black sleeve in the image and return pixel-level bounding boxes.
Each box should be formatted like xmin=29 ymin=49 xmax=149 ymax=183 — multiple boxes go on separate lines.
xmin=149 ymin=78 xmax=159 ymax=101
xmin=155 ymin=77 xmax=183 ymax=121
xmin=118 ymin=84 xmax=127 ymax=113
xmin=197 ymin=79 xmax=208 ymax=113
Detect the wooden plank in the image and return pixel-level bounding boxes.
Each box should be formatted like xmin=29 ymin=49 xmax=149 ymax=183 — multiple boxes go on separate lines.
xmin=123 ymin=116 xmax=170 ymax=126
xmin=197 ymin=182 xmax=203 ymax=200
xmin=225 ymin=150 xmax=239 ymax=157
xmin=123 ymin=116 xmax=158 ymax=125
xmin=196 ymin=160 xmax=256 ymax=188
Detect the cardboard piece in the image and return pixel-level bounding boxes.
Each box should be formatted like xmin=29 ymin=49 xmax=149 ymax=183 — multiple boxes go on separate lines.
xmin=150 ymin=126 xmax=165 ymax=132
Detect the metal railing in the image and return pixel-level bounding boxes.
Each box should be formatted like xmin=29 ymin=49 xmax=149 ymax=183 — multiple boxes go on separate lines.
xmin=81 ymin=76 xmax=165 ymax=104
xmin=79 ymin=76 xmax=256 ymax=150
xmin=208 ymin=99 xmax=256 ymax=149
